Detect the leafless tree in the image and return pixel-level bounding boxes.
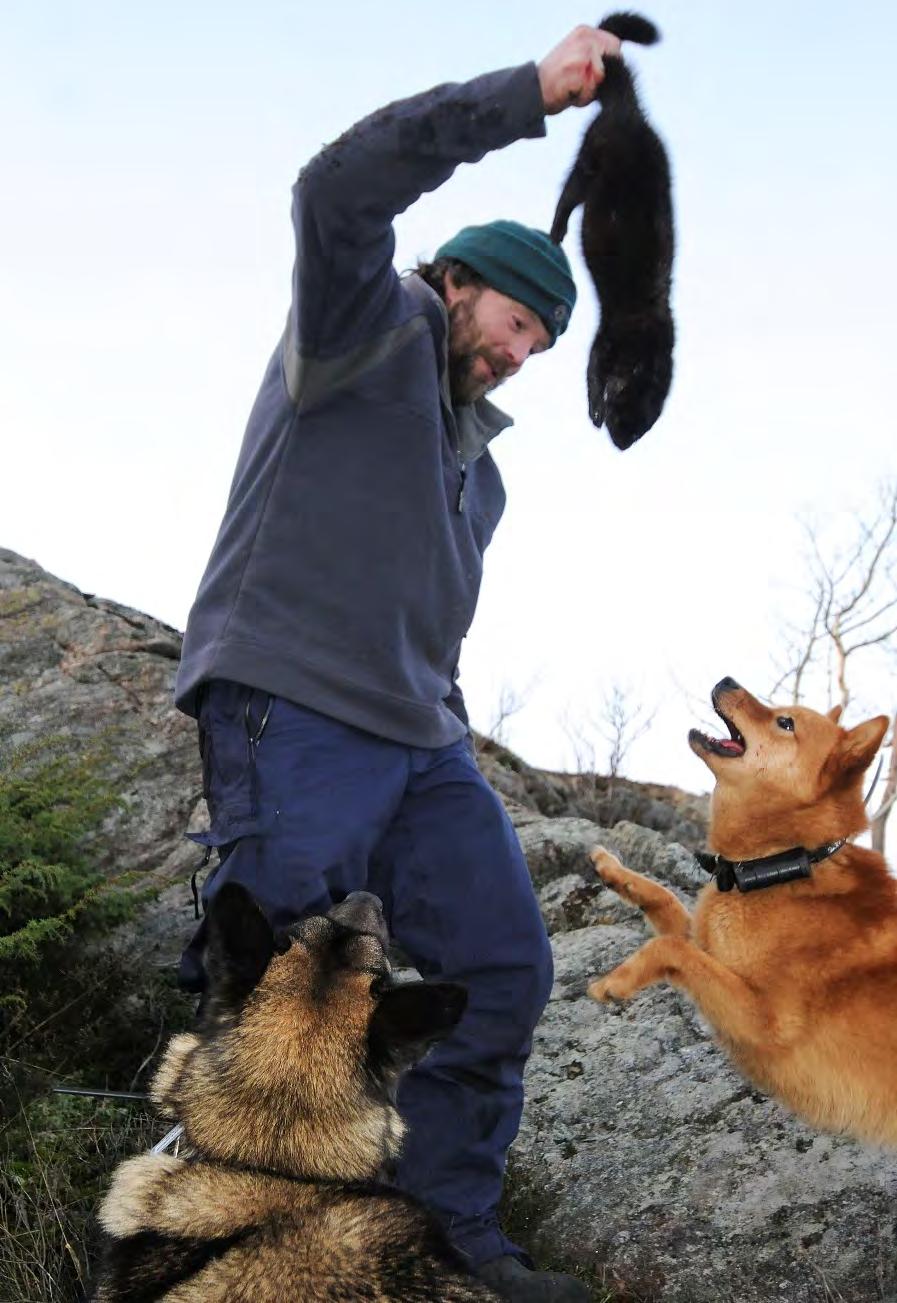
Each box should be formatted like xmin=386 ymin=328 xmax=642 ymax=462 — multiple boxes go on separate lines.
xmin=485 ymin=674 xmax=542 ymax=748
xmin=487 ymin=682 xmax=526 ymax=747
xmin=771 ymin=480 xmax=897 ymax=851
xmin=601 ymin=684 xmax=657 ymax=778
xmin=563 ymin=681 xmax=657 ymax=781
xmin=561 ymin=706 xmax=599 ymax=779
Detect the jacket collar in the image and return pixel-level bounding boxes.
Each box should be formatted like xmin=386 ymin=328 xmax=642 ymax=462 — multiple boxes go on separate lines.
xmin=455 ymin=397 xmax=514 ymax=461
xmin=404 ymin=273 xmax=514 ymax=460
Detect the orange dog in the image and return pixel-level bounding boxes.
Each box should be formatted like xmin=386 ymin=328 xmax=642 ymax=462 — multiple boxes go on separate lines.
xmin=588 ymin=676 xmax=897 ymax=1145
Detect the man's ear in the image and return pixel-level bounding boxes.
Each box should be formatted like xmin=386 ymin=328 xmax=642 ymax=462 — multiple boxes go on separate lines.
xmin=203 ymin=882 xmax=276 ymax=1015
xmin=368 ymin=981 xmax=467 ymax=1071
xmin=837 ymin=715 xmax=890 ymax=780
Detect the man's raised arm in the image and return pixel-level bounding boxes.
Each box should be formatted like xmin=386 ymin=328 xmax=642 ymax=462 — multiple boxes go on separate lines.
xmin=289 ymin=25 xmax=621 ymax=358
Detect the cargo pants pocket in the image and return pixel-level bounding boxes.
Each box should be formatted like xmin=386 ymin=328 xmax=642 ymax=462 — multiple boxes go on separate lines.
xmin=186 ymin=679 xmax=275 ymax=852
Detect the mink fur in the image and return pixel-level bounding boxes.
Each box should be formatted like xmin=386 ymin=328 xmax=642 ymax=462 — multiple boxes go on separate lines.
xmin=551 ymin=12 xmax=675 ymax=450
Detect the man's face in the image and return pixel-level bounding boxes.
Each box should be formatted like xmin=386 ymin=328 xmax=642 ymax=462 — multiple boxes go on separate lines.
xmin=444 ymin=275 xmax=551 ymax=406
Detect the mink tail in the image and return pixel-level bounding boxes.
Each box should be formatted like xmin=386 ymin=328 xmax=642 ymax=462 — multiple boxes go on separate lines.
xmin=598 ymin=12 xmax=659 ymax=46
xmin=594 ymin=13 xmax=659 ymax=109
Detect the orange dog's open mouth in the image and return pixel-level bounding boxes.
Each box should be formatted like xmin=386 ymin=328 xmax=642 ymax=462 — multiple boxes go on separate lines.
xmin=689 ymin=707 xmax=746 ymax=758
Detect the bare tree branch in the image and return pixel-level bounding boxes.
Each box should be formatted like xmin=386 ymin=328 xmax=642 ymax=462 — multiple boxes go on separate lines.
xmin=563 ymin=682 xmax=657 ymax=781
xmin=486 ymin=678 xmax=535 ymax=747
xmin=839 ymin=598 xmax=897 ymax=642
xmin=598 ymin=684 xmax=658 ymax=779
xmin=771 ymin=481 xmax=897 ymax=847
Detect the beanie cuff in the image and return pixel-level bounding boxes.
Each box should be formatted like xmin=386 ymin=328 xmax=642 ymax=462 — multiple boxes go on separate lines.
xmin=434 ymin=220 xmax=576 ymax=342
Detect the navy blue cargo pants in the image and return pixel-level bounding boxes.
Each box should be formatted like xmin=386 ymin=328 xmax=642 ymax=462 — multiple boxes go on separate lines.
xmin=179 ymin=679 xmax=554 ymax=1268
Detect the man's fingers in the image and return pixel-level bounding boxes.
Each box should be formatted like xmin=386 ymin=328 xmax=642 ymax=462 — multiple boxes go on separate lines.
xmin=578 ymin=53 xmax=610 ymax=104
xmin=539 ymin=25 xmax=623 ymax=114
xmin=595 ymin=30 xmax=622 ymax=59
xmin=580 ymin=58 xmax=599 ymax=99
xmin=568 ymin=77 xmax=600 ymax=108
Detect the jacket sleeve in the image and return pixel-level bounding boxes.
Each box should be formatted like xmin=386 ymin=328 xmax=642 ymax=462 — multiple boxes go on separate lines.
xmin=289 ymin=62 xmax=546 ymax=361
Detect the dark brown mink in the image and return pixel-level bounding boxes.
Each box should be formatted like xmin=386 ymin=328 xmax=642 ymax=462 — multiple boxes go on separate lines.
xmin=551 ymin=12 xmax=675 ymax=451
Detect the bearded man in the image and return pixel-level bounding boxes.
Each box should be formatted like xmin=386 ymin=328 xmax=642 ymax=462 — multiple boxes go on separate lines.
xmin=175 ymin=23 xmax=621 ymax=1301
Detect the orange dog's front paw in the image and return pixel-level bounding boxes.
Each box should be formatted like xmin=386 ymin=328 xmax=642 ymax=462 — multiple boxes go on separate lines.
xmin=588 ymin=938 xmax=683 ymax=1005
xmin=590 ymin=846 xmax=625 ymax=884
xmin=588 ymin=974 xmax=617 ymax=1003
xmin=590 ymin=847 xmax=642 ymax=902
xmin=587 ymin=964 xmax=636 ymax=1003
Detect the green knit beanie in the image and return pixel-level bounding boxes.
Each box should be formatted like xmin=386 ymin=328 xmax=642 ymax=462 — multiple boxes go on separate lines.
xmin=434 ymin=219 xmax=576 ymax=345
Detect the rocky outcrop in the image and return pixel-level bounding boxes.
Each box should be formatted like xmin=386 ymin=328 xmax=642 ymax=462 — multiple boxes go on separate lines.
xmin=4 ymin=547 xmax=896 ymax=1302
xmin=0 ymin=548 xmax=203 ymax=958
xmin=476 ymin=737 xmax=708 ymax=850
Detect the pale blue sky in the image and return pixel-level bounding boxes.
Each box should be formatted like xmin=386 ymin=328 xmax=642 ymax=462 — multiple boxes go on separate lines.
xmin=2 ymin=1 xmax=895 ymax=788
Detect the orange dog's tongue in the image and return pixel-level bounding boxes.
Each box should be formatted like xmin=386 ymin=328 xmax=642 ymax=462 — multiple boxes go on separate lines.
xmin=718 ymin=738 xmax=745 ymax=754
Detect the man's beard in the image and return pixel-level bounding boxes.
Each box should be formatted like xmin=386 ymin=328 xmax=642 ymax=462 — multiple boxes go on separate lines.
xmin=446 ymin=297 xmax=508 ymax=407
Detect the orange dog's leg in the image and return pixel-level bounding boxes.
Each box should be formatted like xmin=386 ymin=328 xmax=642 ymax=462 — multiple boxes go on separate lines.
xmin=588 ymin=936 xmax=784 ymax=1049
xmin=591 ymin=847 xmax=691 ymax=938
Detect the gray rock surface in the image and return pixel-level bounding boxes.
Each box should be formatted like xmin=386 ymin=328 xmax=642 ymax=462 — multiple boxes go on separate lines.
xmin=4 ymin=548 xmax=896 ymax=1300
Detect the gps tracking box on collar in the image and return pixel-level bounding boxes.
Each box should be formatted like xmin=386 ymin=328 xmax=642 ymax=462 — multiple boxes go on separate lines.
xmin=694 ymin=841 xmax=846 ymax=893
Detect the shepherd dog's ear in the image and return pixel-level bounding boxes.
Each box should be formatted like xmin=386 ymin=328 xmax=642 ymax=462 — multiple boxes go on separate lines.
xmin=835 ymin=715 xmax=890 ymax=782
xmin=203 ymin=882 xmax=276 ymax=1014
xmin=368 ymin=981 xmax=467 ymax=1072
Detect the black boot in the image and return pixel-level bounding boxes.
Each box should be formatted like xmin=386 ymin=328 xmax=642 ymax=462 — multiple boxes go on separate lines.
xmin=476 ymin=1255 xmax=591 ymax=1301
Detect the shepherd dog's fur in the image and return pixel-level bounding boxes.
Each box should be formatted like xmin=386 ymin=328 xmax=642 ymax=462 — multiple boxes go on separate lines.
xmin=587 ymin=677 xmax=897 ymax=1145
xmin=92 ymin=886 xmax=499 ymax=1301
xmin=551 ymin=11 xmax=674 ymax=450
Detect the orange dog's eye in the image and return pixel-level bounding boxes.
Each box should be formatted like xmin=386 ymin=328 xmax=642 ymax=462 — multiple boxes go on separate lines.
xmin=776 ymin=716 xmax=795 ymax=732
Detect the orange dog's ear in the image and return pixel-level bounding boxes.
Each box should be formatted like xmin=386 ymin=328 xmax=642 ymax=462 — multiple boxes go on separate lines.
xmin=827 ymin=705 xmax=843 ymax=724
xmin=836 ymin=716 xmax=890 ymax=780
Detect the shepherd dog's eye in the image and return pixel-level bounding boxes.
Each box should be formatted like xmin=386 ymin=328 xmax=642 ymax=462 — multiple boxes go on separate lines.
xmin=369 ymin=975 xmax=389 ymax=997
xmin=776 ymin=716 xmax=795 ymax=732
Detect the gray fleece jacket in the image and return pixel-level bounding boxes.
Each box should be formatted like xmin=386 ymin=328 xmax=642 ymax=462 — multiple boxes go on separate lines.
xmin=175 ymin=62 xmax=547 ymax=746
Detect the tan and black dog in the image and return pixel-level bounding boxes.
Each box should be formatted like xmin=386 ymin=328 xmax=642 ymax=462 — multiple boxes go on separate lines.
xmin=587 ymin=676 xmax=897 ymax=1146
xmin=92 ymin=885 xmax=500 ymax=1301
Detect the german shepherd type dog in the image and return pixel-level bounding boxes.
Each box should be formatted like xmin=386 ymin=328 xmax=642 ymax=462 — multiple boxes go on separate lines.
xmin=550 ymin=11 xmax=674 ymax=451
xmin=588 ymin=677 xmax=897 ymax=1146
xmin=93 ymin=886 xmax=500 ymax=1301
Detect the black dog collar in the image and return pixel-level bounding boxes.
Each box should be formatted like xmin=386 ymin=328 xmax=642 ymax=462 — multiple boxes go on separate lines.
xmin=694 ymin=746 xmax=881 ymax=892
xmin=694 ymin=839 xmax=846 ymax=893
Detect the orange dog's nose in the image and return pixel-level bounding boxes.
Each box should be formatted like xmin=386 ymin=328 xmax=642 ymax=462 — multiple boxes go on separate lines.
xmin=714 ymin=676 xmax=741 ymax=694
